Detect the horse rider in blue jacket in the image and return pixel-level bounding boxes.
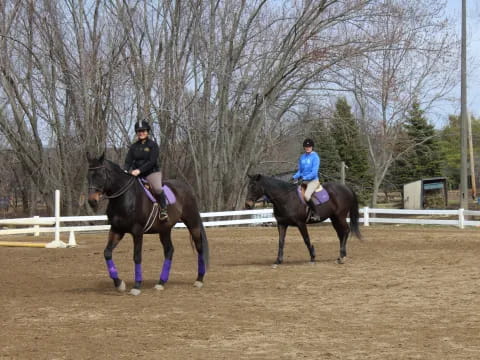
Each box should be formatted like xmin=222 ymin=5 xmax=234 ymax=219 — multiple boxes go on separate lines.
xmin=292 ymin=138 xmax=321 ymax=222
xmin=124 ymin=120 xmax=168 ymax=220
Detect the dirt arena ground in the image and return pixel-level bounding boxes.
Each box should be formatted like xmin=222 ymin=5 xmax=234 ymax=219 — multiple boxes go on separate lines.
xmin=1 ymin=225 xmax=479 ymax=359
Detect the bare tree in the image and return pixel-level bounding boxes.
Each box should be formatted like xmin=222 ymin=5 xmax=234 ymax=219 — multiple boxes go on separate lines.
xmin=0 ymin=0 xmax=458 ymax=215
xmin=0 ymin=0 xmax=124 ymax=214
xmin=178 ymin=0 xmax=377 ymax=210
xmin=334 ymin=0 xmax=457 ymax=206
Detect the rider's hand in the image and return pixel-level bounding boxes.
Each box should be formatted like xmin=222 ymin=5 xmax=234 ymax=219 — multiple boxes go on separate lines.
xmin=291 ymin=177 xmax=302 ymax=185
xmin=130 ymin=169 xmax=141 ymax=176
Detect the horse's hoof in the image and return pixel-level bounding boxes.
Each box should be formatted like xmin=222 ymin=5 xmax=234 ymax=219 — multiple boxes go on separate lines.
xmin=193 ymin=281 xmax=203 ymax=288
xmin=272 ymin=264 xmax=279 ymax=269
xmin=309 ymin=261 xmax=316 ymax=265
xmin=116 ymin=280 xmax=126 ymax=292
xmin=130 ymin=288 xmax=141 ymax=296
xmin=154 ymin=284 xmax=165 ymax=291
xmin=336 ymin=257 xmax=345 ymax=264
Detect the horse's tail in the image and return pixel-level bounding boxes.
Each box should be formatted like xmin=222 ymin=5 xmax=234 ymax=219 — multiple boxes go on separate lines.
xmin=200 ymin=222 xmax=209 ymax=270
xmin=349 ymin=189 xmax=362 ymax=240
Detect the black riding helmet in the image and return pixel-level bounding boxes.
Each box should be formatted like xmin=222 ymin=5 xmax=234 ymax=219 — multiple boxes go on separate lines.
xmin=134 ymin=119 xmax=151 ymax=132
xmin=303 ymin=138 xmax=314 ymax=147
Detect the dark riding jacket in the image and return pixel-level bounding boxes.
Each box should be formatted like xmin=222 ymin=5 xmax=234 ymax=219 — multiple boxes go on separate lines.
xmin=124 ymin=138 xmax=160 ymax=177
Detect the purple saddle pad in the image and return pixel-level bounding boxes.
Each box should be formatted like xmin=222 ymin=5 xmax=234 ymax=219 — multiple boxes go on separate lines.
xmin=312 ymin=188 xmax=330 ymax=205
xmin=139 ymin=179 xmax=176 ymax=204
xmin=297 ymin=186 xmax=329 ymax=205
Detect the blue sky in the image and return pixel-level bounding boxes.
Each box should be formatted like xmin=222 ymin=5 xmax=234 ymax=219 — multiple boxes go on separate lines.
xmin=444 ymin=0 xmax=480 ymax=122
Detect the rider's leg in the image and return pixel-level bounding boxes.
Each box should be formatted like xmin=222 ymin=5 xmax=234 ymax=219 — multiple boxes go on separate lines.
xmin=305 ymin=180 xmax=321 ymax=221
xmin=146 ymin=172 xmax=168 ymax=220
xmin=157 ymin=192 xmax=168 ymax=220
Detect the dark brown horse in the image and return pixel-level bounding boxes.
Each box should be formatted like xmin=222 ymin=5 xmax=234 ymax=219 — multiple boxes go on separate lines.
xmin=245 ymin=174 xmax=361 ymax=265
xmin=87 ymin=153 xmax=209 ymax=295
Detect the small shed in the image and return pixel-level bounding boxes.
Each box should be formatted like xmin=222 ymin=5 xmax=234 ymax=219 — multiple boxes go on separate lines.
xmin=403 ymin=177 xmax=448 ymax=209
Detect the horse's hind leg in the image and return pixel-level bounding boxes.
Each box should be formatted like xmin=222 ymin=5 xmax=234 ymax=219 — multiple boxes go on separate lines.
xmin=155 ymin=229 xmax=174 ymax=291
xmin=104 ymin=230 xmax=126 ymax=292
xmin=190 ymin=225 xmax=208 ymax=288
xmin=298 ymin=223 xmax=315 ymax=264
xmin=331 ymin=216 xmax=350 ymax=264
xmin=183 ymin=219 xmax=209 ymax=288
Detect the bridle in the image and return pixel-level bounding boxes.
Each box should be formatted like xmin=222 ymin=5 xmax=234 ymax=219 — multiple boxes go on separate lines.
xmin=88 ymin=164 xmax=136 ymax=199
xmin=247 ymin=182 xmax=267 ymax=203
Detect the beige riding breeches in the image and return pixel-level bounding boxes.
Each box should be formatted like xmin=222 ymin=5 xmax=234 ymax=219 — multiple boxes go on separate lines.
xmin=304 ymin=179 xmax=320 ymax=201
xmin=146 ymin=172 xmax=163 ymax=194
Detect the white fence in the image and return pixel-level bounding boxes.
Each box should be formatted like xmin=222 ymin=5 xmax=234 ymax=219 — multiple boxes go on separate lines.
xmin=0 ymin=190 xmax=479 ymax=248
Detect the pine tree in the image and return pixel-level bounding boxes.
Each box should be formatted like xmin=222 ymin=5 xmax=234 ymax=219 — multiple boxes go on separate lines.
xmin=311 ymin=120 xmax=341 ymax=183
xmin=438 ymin=114 xmax=480 ymax=189
xmin=330 ymin=97 xmax=372 ymax=203
xmin=403 ymin=102 xmax=442 ymax=178
xmin=386 ymin=102 xmax=443 ymax=193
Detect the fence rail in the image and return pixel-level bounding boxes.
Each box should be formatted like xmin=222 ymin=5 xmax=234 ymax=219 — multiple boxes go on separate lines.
xmin=0 ymin=190 xmax=479 ymax=248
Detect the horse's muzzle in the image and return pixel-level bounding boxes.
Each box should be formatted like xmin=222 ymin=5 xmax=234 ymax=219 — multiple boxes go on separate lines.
xmin=245 ymin=200 xmax=255 ymax=209
xmin=88 ymin=192 xmax=101 ymax=210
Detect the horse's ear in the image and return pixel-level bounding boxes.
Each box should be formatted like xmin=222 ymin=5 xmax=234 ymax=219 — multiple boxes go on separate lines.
xmin=99 ymin=152 xmax=105 ymax=163
xmin=254 ymin=174 xmax=261 ymax=181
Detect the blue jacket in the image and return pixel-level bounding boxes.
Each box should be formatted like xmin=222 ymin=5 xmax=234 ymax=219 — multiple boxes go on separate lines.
xmin=293 ymin=151 xmax=320 ymax=181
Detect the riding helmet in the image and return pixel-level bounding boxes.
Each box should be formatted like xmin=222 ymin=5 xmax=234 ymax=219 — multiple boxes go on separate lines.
xmin=134 ymin=119 xmax=151 ymax=132
xmin=303 ymin=138 xmax=314 ymax=147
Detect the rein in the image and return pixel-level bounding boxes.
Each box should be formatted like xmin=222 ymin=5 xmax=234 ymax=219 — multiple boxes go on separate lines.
xmin=88 ymin=165 xmax=136 ymax=199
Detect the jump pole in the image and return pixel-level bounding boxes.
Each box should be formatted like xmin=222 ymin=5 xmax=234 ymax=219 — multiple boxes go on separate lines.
xmin=0 ymin=241 xmax=47 ymax=248
xmin=45 ymin=190 xmax=67 ymax=248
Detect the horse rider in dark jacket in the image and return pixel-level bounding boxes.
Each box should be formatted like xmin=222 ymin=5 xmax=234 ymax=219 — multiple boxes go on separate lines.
xmin=124 ymin=119 xmax=168 ymax=220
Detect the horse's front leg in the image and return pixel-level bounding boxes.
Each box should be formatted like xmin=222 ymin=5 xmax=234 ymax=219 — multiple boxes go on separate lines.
xmin=273 ymin=224 xmax=288 ymax=267
xmin=104 ymin=230 xmax=126 ymax=292
xmin=130 ymin=231 xmax=144 ymax=296
xmin=154 ymin=230 xmax=174 ymax=291
xmin=298 ymin=223 xmax=315 ymax=264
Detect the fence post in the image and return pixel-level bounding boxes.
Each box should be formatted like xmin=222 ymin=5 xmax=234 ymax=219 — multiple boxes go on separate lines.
xmin=33 ymin=216 xmax=39 ymax=236
xmin=45 ymin=190 xmax=67 ymax=248
xmin=458 ymin=208 xmax=465 ymax=229
xmin=363 ymin=207 xmax=369 ymax=226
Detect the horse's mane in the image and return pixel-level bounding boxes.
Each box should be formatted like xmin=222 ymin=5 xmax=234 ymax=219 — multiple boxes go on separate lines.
xmin=259 ymin=174 xmax=296 ymax=192
xmin=106 ymin=159 xmax=126 ymax=173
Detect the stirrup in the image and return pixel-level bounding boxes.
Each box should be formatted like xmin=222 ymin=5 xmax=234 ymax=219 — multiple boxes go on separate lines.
xmin=159 ymin=209 xmax=168 ymax=221
xmin=306 ymin=209 xmax=321 ymax=223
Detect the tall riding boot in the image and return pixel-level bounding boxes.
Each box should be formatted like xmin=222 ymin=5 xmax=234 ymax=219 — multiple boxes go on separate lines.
xmin=158 ymin=191 xmax=168 ymax=221
xmin=307 ymin=199 xmax=321 ymax=222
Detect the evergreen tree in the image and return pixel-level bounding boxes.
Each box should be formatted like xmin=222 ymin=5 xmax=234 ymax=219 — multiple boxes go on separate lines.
xmin=330 ymin=97 xmax=372 ymax=203
xmin=311 ymin=120 xmax=341 ymax=183
xmin=438 ymin=114 xmax=480 ymax=189
xmin=387 ymin=102 xmax=443 ymax=189
xmin=403 ymin=102 xmax=442 ymax=178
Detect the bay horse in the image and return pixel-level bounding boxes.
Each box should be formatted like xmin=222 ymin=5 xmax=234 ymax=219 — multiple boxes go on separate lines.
xmin=87 ymin=153 xmax=209 ymax=295
xmin=245 ymin=174 xmax=361 ymax=265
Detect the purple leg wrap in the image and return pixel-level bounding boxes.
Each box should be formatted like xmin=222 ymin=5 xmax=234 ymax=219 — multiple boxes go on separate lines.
xmin=135 ymin=263 xmax=142 ymax=283
xmin=198 ymin=254 xmax=206 ymax=276
xmin=160 ymin=259 xmax=172 ymax=283
xmin=106 ymin=259 xmax=118 ymax=279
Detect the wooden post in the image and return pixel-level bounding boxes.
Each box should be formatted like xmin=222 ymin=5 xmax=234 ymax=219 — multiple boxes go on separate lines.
xmin=340 ymin=161 xmax=346 ymax=184
xmin=468 ymin=112 xmax=476 ymax=199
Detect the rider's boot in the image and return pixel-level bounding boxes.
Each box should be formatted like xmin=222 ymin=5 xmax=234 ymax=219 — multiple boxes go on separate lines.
xmin=307 ymin=199 xmax=321 ymax=222
xmin=158 ymin=191 xmax=169 ymax=221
